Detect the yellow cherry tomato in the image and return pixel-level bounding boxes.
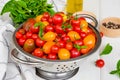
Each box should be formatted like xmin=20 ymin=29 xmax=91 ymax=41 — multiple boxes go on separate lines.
xmin=58 ymin=48 xmax=70 ymax=60
xmin=80 ymin=20 xmax=88 ymax=28
xmin=67 ymin=31 xmax=80 ymax=41
xmin=35 ymin=15 xmax=43 ymax=22
xmin=43 ymin=41 xmax=55 ymax=54
xmin=42 ymin=31 xmax=56 ymax=41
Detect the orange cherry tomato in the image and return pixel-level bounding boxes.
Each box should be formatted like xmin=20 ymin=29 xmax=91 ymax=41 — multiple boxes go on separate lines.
xmin=83 ymin=34 xmax=96 ymax=49
xmin=43 ymin=41 xmax=55 ymax=54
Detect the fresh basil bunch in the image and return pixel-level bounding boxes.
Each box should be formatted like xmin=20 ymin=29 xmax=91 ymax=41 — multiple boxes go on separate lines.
xmin=1 ymin=0 xmax=55 ymax=28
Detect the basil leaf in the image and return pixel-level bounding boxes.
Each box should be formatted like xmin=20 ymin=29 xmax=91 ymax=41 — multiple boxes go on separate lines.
xmin=1 ymin=0 xmax=55 ymax=28
xmin=110 ymin=70 xmax=119 ymax=74
xmin=117 ymin=60 xmax=120 ymax=70
xmin=100 ymin=43 xmax=112 ymax=56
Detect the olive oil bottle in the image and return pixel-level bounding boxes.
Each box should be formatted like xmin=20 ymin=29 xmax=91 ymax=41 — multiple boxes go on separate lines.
xmin=66 ymin=0 xmax=83 ymax=14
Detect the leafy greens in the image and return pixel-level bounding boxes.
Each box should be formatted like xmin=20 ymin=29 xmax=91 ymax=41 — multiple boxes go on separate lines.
xmin=0 ymin=0 xmax=55 ymax=28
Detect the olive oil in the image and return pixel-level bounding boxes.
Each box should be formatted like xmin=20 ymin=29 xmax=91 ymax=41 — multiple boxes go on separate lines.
xmin=66 ymin=0 xmax=83 ymax=14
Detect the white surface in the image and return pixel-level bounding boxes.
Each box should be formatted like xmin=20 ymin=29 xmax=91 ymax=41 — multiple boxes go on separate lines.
xmin=0 ymin=0 xmax=120 ymax=80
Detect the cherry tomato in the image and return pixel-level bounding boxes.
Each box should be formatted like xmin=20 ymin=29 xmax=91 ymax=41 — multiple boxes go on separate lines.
xmin=31 ymin=34 xmax=38 ymax=40
xmin=80 ymin=47 xmax=90 ymax=54
xmin=58 ymin=48 xmax=70 ymax=60
xmin=15 ymin=32 xmax=23 ymax=39
xmin=29 ymin=25 xmax=39 ymax=33
xmin=80 ymin=31 xmax=87 ymax=38
xmin=26 ymin=32 xmax=32 ymax=39
xmin=47 ymin=53 xmax=57 ymax=60
xmin=71 ymin=19 xmax=80 ymax=27
xmin=22 ymin=18 xmax=36 ymax=31
xmin=50 ymin=45 xmax=59 ymax=54
xmin=42 ymin=12 xmax=50 ymax=20
xmin=78 ymin=17 xmax=86 ymax=21
xmin=32 ymin=48 xmax=43 ymax=58
xmin=65 ymin=42 xmax=73 ymax=50
xmin=41 ymin=17 xmax=48 ymax=22
xmin=18 ymin=37 xmax=26 ymax=46
xmin=63 ymin=35 xmax=71 ymax=42
xmin=18 ymin=29 xmax=25 ymax=35
xmin=65 ymin=27 xmax=73 ymax=32
xmin=52 ymin=14 xmax=63 ymax=25
xmin=70 ymin=48 xmax=81 ymax=58
xmin=35 ymin=38 xmax=45 ymax=47
xmin=87 ymin=27 xmax=93 ymax=34
xmin=95 ymin=59 xmax=105 ymax=68
xmin=100 ymin=32 xmax=103 ymax=37
xmin=74 ymin=39 xmax=84 ymax=46
xmin=57 ymin=41 xmax=66 ymax=48
xmin=45 ymin=25 xmax=54 ymax=32
xmin=48 ymin=17 xmax=53 ymax=24
xmin=73 ymin=26 xmax=81 ymax=33
xmin=55 ymin=25 xmax=64 ymax=34
xmin=55 ymin=36 xmax=62 ymax=42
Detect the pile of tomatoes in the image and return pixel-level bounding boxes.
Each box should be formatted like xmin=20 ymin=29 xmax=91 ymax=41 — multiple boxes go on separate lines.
xmin=15 ymin=12 xmax=96 ymax=60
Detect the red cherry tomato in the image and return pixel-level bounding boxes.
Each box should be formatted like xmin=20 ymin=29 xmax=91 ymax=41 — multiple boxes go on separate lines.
xmin=15 ymin=32 xmax=23 ymax=39
xmin=18 ymin=37 xmax=26 ymax=46
xmin=45 ymin=25 xmax=54 ymax=32
xmin=26 ymin=32 xmax=32 ymax=39
xmin=52 ymin=14 xmax=63 ymax=25
xmin=100 ymin=32 xmax=103 ymax=37
xmin=18 ymin=29 xmax=26 ymax=35
xmin=55 ymin=36 xmax=62 ymax=42
xmin=78 ymin=17 xmax=86 ymax=21
xmin=63 ymin=35 xmax=71 ymax=42
xmin=43 ymin=12 xmax=50 ymax=20
xmin=73 ymin=26 xmax=81 ymax=33
xmin=29 ymin=25 xmax=39 ymax=33
xmin=32 ymin=48 xmax=43 ymax=57
xmin=51 ymin=45 xmax=59 ymax=54
xmin=65 ymin=27 xmax=73 ymax=32
xmin=65 ymin=42 xmax=73 ymax=50
xmin=41 ymin=17 xmax=48 ymax=22
xmin=70 ymin=48 xmax=81 ymax=58
xmin=71 ymin=19 xmax=80 ymax=27
xmin=35 ymin=38 xmax=45 ymax=47
xmin=47 ymin=53 xmax=57 ymax=60
xmin=74 ymin=39 xmax=84 ymax=46
xmin=96 ymin=59 xmax=105 ymax=68
xmin=80 ymin=31 xmax=87 ymax=38
xmin=31 ymin=34 xmax=38 ymax=40
xmin=55 ymin=25 xmax=64 ymax=34
xmin=22 ymin=18 xmax=36 ymax=31
xmin=48 ymin=17 xmax=53 ymax=24
xmin=57 ymin=41 xmax=66 ymax=48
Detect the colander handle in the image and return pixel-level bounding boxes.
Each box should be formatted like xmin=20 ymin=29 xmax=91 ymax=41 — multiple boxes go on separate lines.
xmin=10 ymin=49 xmax=44 ymax=66
xmin=73 ymin=13 xmax=98 ymax=27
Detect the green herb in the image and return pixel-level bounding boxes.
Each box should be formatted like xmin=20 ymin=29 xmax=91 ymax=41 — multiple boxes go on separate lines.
xmin=110 ymin=60 xmax=120 ymax=77
xmin=34 ymin=22 xmax=44 ymax=38
xmin=74 ymin=44 xmax=87 ymax=51
xmin=100 ymin=43 xmax=112 ymax=56
xmin=1 ymin=0 xmax=55 ymax=27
